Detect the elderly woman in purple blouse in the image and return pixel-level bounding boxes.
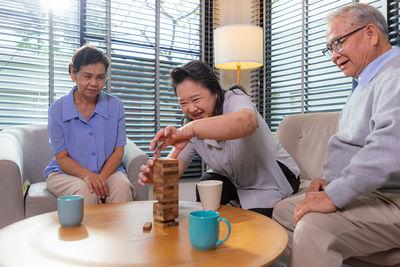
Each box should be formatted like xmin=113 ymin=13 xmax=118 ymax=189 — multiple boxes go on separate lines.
xmin=44 ymin=45 xmax=134 ymax=205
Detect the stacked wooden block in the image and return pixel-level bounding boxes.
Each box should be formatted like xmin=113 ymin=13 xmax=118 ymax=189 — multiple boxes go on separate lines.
xmin=153 ymin=158 xmax=179 ymax=228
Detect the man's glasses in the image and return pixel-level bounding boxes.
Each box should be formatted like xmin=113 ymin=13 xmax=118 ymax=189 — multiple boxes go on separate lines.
xmin=322 ymin=25 xmax=366 ymax=58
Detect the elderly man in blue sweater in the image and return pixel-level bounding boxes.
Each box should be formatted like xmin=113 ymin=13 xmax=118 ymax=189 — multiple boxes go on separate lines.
xmin=273 ymin=3 xmax=400 ymax=267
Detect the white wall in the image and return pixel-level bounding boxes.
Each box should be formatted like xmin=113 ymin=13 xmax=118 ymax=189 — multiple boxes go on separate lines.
xmin=179 ymin=179 xmax=197 ymax=201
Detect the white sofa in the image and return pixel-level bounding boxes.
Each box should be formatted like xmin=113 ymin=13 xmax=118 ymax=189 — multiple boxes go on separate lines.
xmin=275 ymin=112 xmax=400 ymax=267
xmin=0 ymin=124 xmax=149 ymax=228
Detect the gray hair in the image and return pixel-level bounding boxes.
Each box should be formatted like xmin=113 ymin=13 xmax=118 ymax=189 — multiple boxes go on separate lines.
xmin=326 ymin=3 xmax=388 ymax=38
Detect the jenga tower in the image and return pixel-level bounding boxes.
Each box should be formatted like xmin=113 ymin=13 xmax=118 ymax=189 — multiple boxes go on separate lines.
xmin=153 ymin=158 xmax=179 ymax=228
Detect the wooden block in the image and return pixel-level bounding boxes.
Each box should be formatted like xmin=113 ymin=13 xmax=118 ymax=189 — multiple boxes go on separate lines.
xmin=153 ymin=158 xmax=179 ymax=185
xmin=154 ymin=158 xmax=179 ymax=166
xmin=153 ymin=202 xmax=178 ymax=222
xmin=143 ymin=221 xmax=152 ymax=231
xmin=153 ymin=219 xmax=179 ymax=228
xmin=153 ymin=201 xmax=178 ymax=209
xmin=153 ymin=170 xmax=179 ymax=188
xmin=153 ymin=170 xmax=179 ymax=184
xmin=158 ymin=200 xmax=179 ymax=205
xmin=153 ymin=179 xmax=179 ymax=187
xmin=155 ymin=192 xmax=178 ymax=202
xmin=154 ymin=190 xmax=179 ymax=198
xmin=158 ymin=167 xmax=179 ymax=173
xmin=153 ymin=185 xmax=179 ymax=202
xmin=153 ymin=206 xmax=178 ymax=217
xmin=153 ymin=184 xmax=178 ymax=193
xmin=153 ymin=202 xmax=179 ymax=214
xmin=153 ymin=186 xmax=178 ymax=203
xmin=153 ymin=172 xmax=179 ymax=180
xmin=153 ymin=212 xmax=178 ymax=222
xmin=153 ymin=175 xmax=179 ymax=186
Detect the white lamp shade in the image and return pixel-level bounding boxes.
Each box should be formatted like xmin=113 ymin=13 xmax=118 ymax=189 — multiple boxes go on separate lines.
xmin=214 ymin=24 xmax=263 ymax=70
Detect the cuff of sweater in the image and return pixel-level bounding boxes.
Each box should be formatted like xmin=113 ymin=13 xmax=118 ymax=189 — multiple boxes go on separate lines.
xmin=324 ymin=179 xmax=357 ymax=208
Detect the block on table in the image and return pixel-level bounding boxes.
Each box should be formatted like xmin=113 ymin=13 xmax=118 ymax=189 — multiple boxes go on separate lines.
xmin=143 ymin=221 xmax=152 ymax=231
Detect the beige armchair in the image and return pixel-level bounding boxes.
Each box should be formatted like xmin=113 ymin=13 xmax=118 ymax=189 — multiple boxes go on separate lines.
xmin=0 ymin=124 xmax=149 ymax=228
xmin=275 ymin=112 xmax=400 ymax=267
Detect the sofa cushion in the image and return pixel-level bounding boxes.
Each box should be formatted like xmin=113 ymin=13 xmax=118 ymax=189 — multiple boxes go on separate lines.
xmin=275 ymin=112 xmax=339 ymax=180
xmin=25 ymin=182 xmax=57 ymax=218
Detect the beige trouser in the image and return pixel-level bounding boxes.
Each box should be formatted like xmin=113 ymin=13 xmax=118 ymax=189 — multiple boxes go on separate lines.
xmin=273 ymin=191 xmax=400 ymax=267
xmin=47 ymin=171 xmax=135 ymax=205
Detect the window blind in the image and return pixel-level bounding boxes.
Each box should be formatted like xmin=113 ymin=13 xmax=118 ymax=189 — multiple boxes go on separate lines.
xmin=388 ymin=0 xmax=400 ymax=46
xmin=158 ymin=0 xmax=202 ymax=178
xmin=0 ymin=0 xmax=49 ymax=128
xmin=263 ymin=0 xmax=384 ymax=132
xmin=106 ymin=0 xmax=202 ymax=178
xmin=0 ymin=0 xmax=204 ymax=179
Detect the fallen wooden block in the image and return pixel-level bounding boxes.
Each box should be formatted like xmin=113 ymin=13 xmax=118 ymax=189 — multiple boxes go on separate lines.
xmin=143 ymin=221 xmax=152 ymax=231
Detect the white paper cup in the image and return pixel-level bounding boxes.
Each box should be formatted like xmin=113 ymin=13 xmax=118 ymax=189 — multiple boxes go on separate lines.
xmin=197 ymin=180 xmax=223 ymax=211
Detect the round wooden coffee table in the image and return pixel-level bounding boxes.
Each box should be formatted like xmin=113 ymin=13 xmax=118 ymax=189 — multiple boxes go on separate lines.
xmin=0 ymin=201 xmax=287 ymax=266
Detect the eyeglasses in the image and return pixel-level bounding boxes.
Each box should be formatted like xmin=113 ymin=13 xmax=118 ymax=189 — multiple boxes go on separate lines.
xmin=322 ymin=25 xmax=366 ymax=58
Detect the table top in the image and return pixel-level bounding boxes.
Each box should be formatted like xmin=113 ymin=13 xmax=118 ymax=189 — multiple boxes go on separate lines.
xmin=0 ymin=201 xmax=288 ymax=266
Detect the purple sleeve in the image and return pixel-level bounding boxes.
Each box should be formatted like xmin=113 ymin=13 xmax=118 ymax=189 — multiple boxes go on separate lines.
xmin=116 ymin=100 xmax=127 ymax=147
xmin=48 ymin=103 xmax=66 ymax=155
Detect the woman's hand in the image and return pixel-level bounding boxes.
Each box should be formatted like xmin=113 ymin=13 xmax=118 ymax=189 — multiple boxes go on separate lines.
xmin=138 ymin=159 xmax=155 ymax=186
xmin=83 ymin=173 xmax=109 ymax=199
xmin=150 ymin=124 xmax=195 ymax=160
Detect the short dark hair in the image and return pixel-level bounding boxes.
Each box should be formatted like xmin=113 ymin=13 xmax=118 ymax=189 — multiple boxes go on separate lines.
xmin=170 ymin=60 xmax=225 ymax=118
xmin=68 ymin=45 xmax=110 ymax=74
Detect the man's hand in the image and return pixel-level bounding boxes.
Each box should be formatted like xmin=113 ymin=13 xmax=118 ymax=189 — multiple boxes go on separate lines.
xmin=83 ymin=173 xmax=109 ymax=199
xmin=138 ymin=159 xmax=155 ymax=186
xmin=307 ymin=177 xmax=328 ymax=193
xmin=294 ymin=191 xmax=337 ymax=224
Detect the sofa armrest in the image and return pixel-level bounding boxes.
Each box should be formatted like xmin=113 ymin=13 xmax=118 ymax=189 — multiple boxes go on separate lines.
xmin=123 ymin=139 xmax=149 ymax=201
xmin=0 ymin=132 xmax=25 ymax=228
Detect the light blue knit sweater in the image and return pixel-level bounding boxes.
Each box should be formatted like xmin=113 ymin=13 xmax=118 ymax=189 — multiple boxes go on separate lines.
xmin=322 ymin=47 xmax=400 ymax=208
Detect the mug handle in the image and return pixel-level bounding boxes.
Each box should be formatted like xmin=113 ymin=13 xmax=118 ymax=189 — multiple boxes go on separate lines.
xmin=216 ymin=217 xmax=231 ymax=246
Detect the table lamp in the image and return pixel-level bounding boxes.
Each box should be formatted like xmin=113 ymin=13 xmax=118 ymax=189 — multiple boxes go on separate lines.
xmin=214 ymin=24 xmax=263 ymax=85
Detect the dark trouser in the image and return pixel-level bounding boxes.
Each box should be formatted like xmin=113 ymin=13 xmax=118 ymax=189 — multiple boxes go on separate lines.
xmin=195 ymin=161 xmax=299 ymax=218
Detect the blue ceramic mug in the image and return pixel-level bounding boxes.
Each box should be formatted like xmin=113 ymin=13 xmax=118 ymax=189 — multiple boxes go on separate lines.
xmin=189 ymin=210 xmax=231 ymax=251
xmin=57 ymin=195 xmax=84 ymax=228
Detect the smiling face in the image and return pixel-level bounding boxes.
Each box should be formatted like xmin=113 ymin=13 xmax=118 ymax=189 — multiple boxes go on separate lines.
xmin=176 ymin=79 xmax=217 ymax=120
xmin=70 ymin=62 xmax=106 ymax=101
xmin=326 ymin=16 xmax=373 ymax=78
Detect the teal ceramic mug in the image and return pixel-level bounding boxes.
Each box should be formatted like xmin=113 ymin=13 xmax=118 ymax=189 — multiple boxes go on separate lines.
xmin=57 ymin=195 xmax=84 ymax=228
xmin=189 ymin=210 xmax=231 ymax=251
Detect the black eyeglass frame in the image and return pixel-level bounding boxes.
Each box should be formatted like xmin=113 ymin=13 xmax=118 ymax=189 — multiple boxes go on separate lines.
xmin=322 ymin=25 xmax=367 ymax=57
